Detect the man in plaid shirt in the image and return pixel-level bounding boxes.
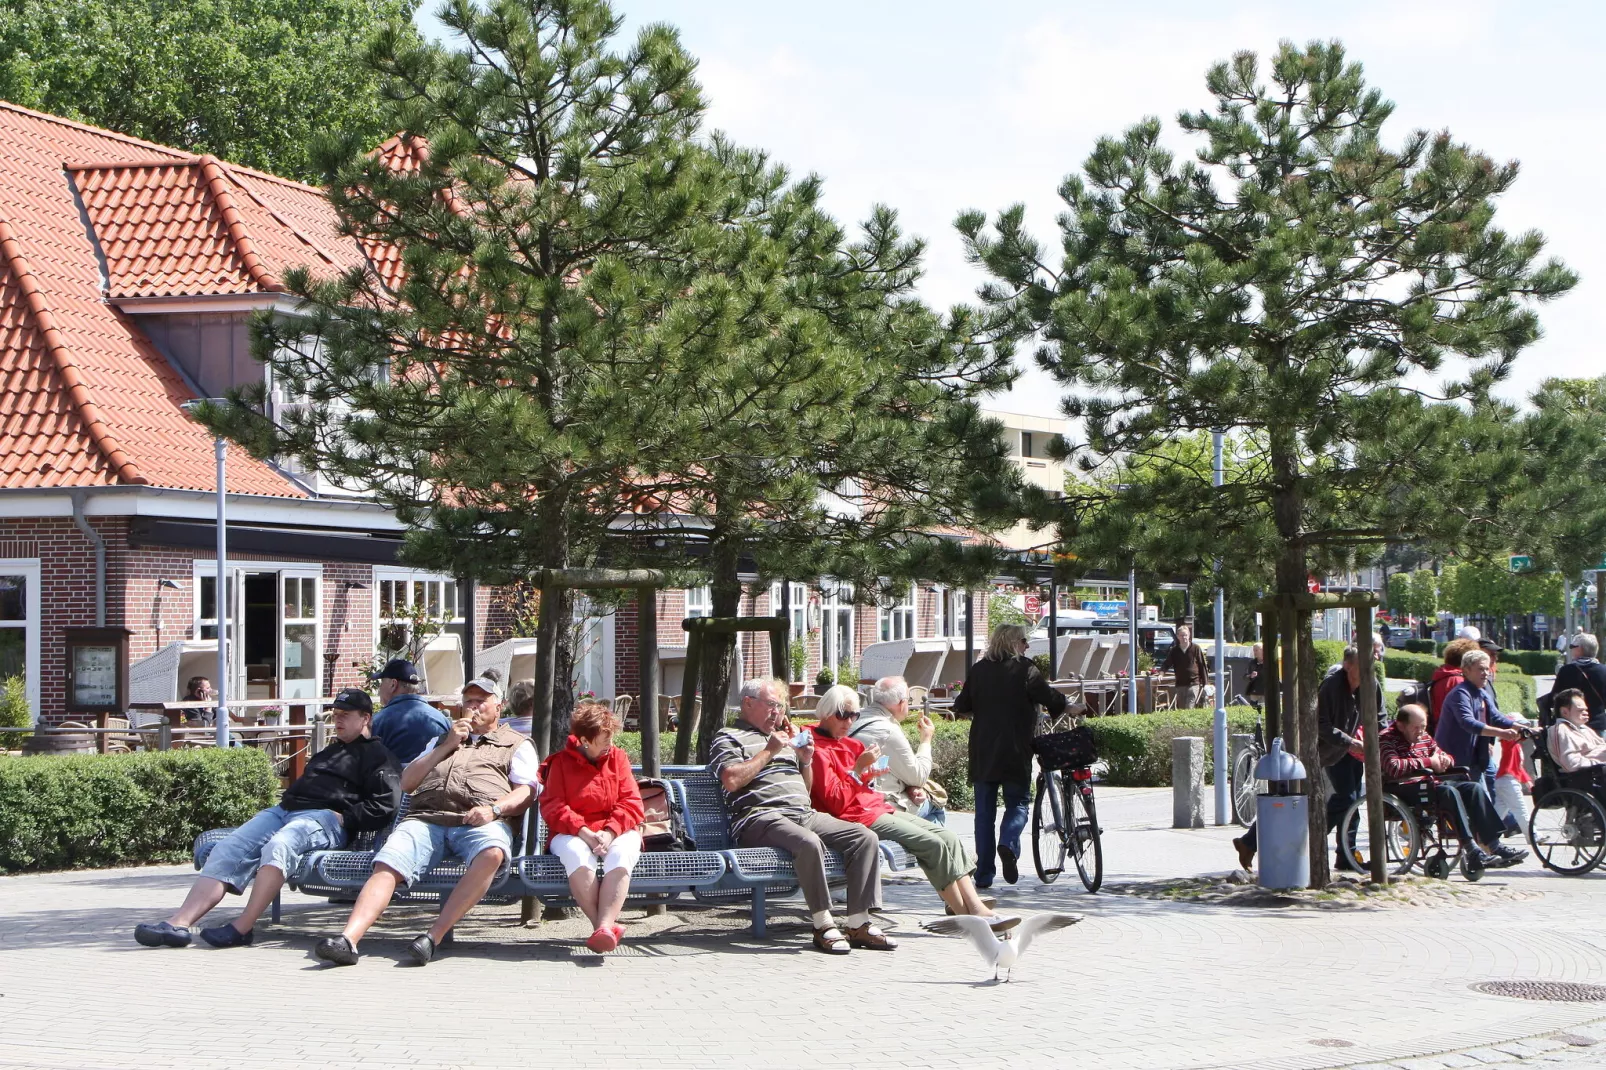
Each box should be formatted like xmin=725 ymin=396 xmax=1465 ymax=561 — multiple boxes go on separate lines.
xmin=1378 ymin=704 xmax=1526 ymax=869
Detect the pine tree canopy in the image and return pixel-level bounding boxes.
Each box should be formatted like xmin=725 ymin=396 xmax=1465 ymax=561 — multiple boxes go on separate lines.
xmin=959 ymin=40 xmax=1576 ymax=598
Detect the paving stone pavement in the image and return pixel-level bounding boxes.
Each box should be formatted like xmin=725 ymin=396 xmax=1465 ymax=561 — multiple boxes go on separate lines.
xmin=3 ymin=787 xmax=1605 ymax=1070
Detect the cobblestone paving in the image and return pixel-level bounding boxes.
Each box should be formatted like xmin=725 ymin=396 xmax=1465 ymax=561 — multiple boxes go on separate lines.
xmin=3 ymin=787 xmax=1604 ymax=1070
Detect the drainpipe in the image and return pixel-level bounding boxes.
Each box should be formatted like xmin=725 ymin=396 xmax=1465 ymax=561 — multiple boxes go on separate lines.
xmin=70 ymin=490 xmax=106 ymax=627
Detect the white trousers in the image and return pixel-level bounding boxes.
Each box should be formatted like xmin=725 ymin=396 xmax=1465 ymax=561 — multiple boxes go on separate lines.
xmin=550 ymin=829 xmax=642 ymax=876
xmin=1493 ymin=775 xmax=1530 ymax=830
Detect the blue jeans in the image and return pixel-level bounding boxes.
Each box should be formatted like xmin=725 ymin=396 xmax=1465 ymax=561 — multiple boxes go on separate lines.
xmin=973 ymin=780 xmax=1029 ymax=886
xmin=916 ymin=796 xmax=947 ymax=826
xmin=200 ymin=805 xmax=343 ymax=893
xmin=371 ymin=818 xmax=512 ymax=887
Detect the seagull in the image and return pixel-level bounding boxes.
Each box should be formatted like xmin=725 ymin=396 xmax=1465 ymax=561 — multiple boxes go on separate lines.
xmin=922 ymin=913 xmax=1083 ymax=982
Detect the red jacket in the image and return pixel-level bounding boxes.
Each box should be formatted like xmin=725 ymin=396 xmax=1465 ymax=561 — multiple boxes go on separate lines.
xmin=809 ymin=732 xmax=893 ymax=826
xmin=538 ymin=736 xmax=644 ymax=837
xmin=1428 ymin=665 xmax=1463 ymax=734
xmin=1378 ymin=723 xmax=1446 ymax=784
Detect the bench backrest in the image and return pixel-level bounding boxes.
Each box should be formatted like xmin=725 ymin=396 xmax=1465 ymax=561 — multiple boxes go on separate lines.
xmin=670 ymin=769 xmax=735 ymax=851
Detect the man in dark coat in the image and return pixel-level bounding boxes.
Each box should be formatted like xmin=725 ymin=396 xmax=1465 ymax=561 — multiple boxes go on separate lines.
xmin=1552 ymin=633 xmax=1606 ymax=734
xmin=954 ymin=623 xmax=1067 ymax=886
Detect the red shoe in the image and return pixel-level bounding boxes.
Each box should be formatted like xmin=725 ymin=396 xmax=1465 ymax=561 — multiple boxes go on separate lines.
xmin=586 ymin=927 xmax=619 ymax=953
xmin=610 ymin=923 xmax=625 ymax=944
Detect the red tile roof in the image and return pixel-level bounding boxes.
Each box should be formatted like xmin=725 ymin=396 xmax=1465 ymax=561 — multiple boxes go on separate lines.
xmin=0 ymin=100 xmax=380 ymax=496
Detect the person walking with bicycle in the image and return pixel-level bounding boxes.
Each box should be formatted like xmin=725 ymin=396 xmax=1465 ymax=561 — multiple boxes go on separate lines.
xmin=954 ymin=623 xmax=1067 ymax=887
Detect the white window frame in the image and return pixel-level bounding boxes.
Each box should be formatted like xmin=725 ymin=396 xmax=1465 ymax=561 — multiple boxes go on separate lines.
xmin=191 ymin=560 xmax=324 ymax=702
xmin=934 ymin=585 xmax=970 ymax=639
xmin=684 ymin=585 xmax=712 ymax=619
xmin=879 ymin=587 xmax=915 ymax=642
xmin=768 ymin=581 xmax=808 ymax=641
xmin=0 ymin=558 xmax=41 ymax=721
xmin=373 ymin=567 xmax=464 ymax=657
xmin=819 ymin=579 xmax=855 ymax=673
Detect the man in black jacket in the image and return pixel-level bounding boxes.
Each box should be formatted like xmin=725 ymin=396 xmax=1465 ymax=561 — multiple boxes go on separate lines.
xmin=134 ymin=688 xmax=401 ymax=950
xmin=1552 ymin=633 xmax=1606 ymax=734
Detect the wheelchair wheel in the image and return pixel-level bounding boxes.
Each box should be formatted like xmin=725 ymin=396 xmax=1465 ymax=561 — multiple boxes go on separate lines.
xmin=1338 ymin=794 xmax=1420 ymax=876
xmin=1459 ymin=849 xmax=1485 ymax=882
xmin=1423 ymin=852 xmax=1451 ymax=880
xmin=1529 ymin=787 xmax=1606 ymax=876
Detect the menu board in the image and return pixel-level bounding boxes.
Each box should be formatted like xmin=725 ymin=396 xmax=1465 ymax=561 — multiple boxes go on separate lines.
xmin=71 ymin=644 xmax=119 ymax=707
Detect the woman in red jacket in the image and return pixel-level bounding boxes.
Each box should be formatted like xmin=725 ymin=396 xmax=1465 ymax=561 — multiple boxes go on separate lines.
xmin=539 ymin=701 xmax=645 ymax=953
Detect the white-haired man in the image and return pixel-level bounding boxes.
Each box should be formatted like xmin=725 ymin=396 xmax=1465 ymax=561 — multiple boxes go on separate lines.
xmin=708 ymin=677 xmax=892 ymax=955
xmin=849 ymin=675 xmax=944 ymax=824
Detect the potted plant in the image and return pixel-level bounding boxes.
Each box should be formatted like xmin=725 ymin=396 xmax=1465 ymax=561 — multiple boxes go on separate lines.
xmin=789 ymin=638 xmax=807 ymax=697
xmin=814 ymin=666 xmax=834 ymax=694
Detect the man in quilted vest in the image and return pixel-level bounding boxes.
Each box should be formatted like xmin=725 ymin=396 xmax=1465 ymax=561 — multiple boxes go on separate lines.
xmin=316 ymin=673 xmax=539 ymax=968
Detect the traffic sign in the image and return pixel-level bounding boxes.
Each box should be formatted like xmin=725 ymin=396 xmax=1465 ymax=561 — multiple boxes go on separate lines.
xmin=1509 ymin=555 xmax=1532 ymax=572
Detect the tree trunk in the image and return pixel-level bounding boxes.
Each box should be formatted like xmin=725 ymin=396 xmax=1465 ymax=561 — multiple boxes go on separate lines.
xmin=529 ymin=499 xmax=569 ymax=759
xmin=550 ymin=585 xmax=577 ymax=755
xmin=694 ymin=534 xmax=743 ymax=763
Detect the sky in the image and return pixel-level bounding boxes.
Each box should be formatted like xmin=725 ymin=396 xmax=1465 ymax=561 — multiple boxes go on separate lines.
xmin=420 ymin=1 xmax=1604 ymax=420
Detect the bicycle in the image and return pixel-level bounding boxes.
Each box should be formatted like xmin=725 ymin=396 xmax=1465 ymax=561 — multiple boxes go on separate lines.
xmin=1029 ymin=726 xmax=1104 ymax=892
xmin=1228 ymin=711 xmax=1265 ymax=827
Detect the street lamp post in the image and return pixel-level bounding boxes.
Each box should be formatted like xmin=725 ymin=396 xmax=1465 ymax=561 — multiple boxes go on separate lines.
xmin=182 ymin=401 xmax=229 ymax=747
xmin=1212 ymin=429 xmax=1227 ymax=825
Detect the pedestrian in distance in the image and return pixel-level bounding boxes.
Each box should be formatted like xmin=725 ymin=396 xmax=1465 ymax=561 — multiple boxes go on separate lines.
xmin=1160 ymin=623 xmax=1210 ymax=709
xmin=1551 ymin=633 xmax=1606 ymax=734
xmin=954 ymin=623 xmax=1067 ymax=888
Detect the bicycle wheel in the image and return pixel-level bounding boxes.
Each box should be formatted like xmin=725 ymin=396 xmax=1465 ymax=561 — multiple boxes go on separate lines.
xmin=1529 ymin=788 xmax=1606 ymax=875
xmin=1032 ymin=769 xmax=1068 ymax=884
xmin=1230 ymin=746 xmax=1262 ymax=827
xmin=1067 ymin=779 xmax=1104 ymax=892
xmin=1338 ymin=794 xmax=1420 ymax=876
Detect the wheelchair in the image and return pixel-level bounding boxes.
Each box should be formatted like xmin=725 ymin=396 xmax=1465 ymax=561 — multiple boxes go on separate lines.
xmin=1526 ymin=725 xmax=1606 ymax=876
xmin=1336 ymin=769 xmax=1487 ymax=882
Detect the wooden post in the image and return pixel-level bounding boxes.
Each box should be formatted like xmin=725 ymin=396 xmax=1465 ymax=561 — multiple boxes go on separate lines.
xmin=769 ymin=626 xmax=787 ymax=681
xmin=1262 ymin=612 xmax=1280 ymax=743
xmin=639 ymin=587 xmax=660 ymax=777
xmin=288 ymin=703 xmax=308 ymax=781
xmin=96 ymin=710 xmax=109 ymax=754
xmin=1356 ymin=605 xmax=1387 ymax=885
xmin=673 ymin=628 xmax=702 ymax=766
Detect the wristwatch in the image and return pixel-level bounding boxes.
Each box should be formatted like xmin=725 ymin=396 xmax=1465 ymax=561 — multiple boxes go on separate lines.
xmin=491 ymin=802 xmax=505 ymax=819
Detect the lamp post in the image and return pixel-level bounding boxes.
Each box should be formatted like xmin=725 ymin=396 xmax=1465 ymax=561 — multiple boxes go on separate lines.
xmin=1212 ymin=428 xmax=1227 ymax=825
xmin=182 ymin=401 xmax=229 ymax=747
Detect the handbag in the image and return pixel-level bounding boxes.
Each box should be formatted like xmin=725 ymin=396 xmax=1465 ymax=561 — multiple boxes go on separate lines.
xmin=1031 ymin=725 xmax=1098 ymax=771
xmin=635 ymin=777 xmax=693 ymax=852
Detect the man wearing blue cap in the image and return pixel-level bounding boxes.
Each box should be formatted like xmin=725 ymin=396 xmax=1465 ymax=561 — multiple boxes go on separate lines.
xmin=371 ymin=658 xmax=451 ymax=765
xmin=133 ymin=688 xmax=400 ymax=949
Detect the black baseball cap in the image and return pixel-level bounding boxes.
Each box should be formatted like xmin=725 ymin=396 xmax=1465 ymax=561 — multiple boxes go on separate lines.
xmin=331 ymin=688 xmax=374 ymax=715
xmin=373 ymin=658 xmax=421 ymax=685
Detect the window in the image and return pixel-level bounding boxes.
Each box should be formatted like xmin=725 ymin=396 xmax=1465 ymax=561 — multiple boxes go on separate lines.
xmin=0 ymin=561 xmax=39 ymax=721
xmin=684 ymin=586 xmax=712 ymax=619
xmin=281 ymin=575 xmax=319 ymax=700
xmin=769 ymin=581 xmax=808 ymax=640
xmin=879 ymin=588 xmax=915 ymax=642
xmin=376 ymin=572 xmax=463 ymax=657
xmin=1021 ymin=431 xmax=1034 ymax=458
xmin=936 ymin=586 xmax=970 ymax=639
xmin=820 ymin=580 xmax=855 ymax=674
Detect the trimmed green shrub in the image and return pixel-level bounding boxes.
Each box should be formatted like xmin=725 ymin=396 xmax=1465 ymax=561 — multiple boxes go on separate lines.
xmin=1493 ymin=674 xmax=1537 ymax=716
xmin=1403 ymin=639 xmax=1436 ymax=654
xmin=1500 ymin=649 xmax=1560 ymax=676
xmin=1313 ymin=639 xmax=1347 ymax=670
xmin=1083 ymin=707 xmax=1263 ymax=787
xmin=0 ymin=748 xmax=279 ymax=873
xmin=1382 ymin=651 xmax=1442 ymax=682
xmin=0 ymin=676 xmax=28 ymax=750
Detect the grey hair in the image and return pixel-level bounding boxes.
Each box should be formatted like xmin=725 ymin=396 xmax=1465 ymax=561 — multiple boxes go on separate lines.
xmin=869 ymin=675 xmax=909 ymax=710
xmin=1576 ymin=633 xmax=1600 ymax=659
xmin=740 ymin=677 xmax=786 ymax=703
xmin=986 ymin=622 xmax=1031 ymax=661
xmin=1461 ymin=649 xmax=1491 ymax=671
xmin=1342 ymin=645 xmax=1359 ymax=662
xmin=815 ymin=684 xmax=861 ymax=721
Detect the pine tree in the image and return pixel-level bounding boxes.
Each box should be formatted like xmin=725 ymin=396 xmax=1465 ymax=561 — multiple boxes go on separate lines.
xmin=960 ymin=41 xmax=1575 ymax=885
xmin=202 ymin=0 xmax=728 ymax=752
xmin=619 ymin=141 xmax=1021 ymax=761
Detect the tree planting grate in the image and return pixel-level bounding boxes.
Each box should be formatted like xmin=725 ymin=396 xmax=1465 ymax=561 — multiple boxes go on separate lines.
xmin=1471 ymin=981 xmax=1606 ymax=1002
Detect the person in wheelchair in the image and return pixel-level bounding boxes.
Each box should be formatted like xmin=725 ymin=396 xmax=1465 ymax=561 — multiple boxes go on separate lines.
xmin=1549 ymin=689 xmax=1606 ymax=776
xmin=1380 ymin=704 xmax=1527 ymax=869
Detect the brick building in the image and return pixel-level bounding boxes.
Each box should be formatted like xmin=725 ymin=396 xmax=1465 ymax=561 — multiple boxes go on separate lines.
xmin=0 ymin=102 xmax=982 ymax=726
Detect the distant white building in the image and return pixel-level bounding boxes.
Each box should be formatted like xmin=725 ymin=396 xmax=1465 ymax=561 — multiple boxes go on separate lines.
xmin=982 ymin=409 xmax=1070 ymax=551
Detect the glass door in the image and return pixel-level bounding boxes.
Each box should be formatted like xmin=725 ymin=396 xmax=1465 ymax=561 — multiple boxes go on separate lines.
xmin=280 ymin=572 xmax=320 ymax=701
xmin=0 ymin=561 xmax=40 ymax=720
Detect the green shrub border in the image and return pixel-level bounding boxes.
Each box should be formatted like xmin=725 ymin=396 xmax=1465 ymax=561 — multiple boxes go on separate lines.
xmin=0 ymin=748 xmax=279 ymax=874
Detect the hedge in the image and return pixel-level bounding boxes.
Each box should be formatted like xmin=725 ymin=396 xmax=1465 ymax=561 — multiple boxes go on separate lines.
xmin=1082 ymin=707 xmax=1263 ymax=787
xmin=0 ymin=748 xmax=278 ymax=874
xmin=1501 ymin=649 xmax=1561 ymax=676
xmin=1402 ymin=638 xmax=1436 ymax=654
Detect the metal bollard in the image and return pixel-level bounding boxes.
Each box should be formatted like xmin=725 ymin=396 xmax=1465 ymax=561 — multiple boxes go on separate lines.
xmin=1171 ymin=736 xmax=1205 ymax=829
xmin=311 ymin=718 xmax=326 ymax=754
xmin=157 ymin=723 xmax=172 ymax=751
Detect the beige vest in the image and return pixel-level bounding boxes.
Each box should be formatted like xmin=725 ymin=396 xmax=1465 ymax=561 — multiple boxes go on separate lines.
xmin=408 ymin=723 xmax=523 ymax=826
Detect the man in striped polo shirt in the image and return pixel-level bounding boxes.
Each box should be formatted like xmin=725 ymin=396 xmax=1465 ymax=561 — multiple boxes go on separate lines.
xmin=708 ymin=677 xmax=893 ymax=954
